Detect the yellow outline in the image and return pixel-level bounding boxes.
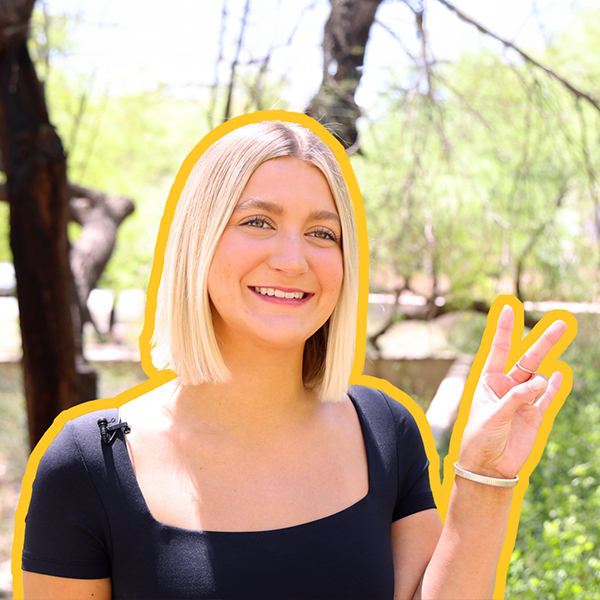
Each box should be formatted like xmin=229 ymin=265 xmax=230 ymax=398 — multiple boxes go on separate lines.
xmin=442 ymin=295 xmax=576 ymax=598
xmin=11 ymin=111 xmax=576 ymax=600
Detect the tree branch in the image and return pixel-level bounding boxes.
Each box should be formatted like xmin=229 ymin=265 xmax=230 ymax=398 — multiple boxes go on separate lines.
xmin=206 ymin=0 xmax=228 ymax=130
xmin=223 ymin=0 xmax=250 ymax=122
xmin=435 ymin=0 xmax=600 ymax=113
xmin=575 ymin=99 xmax=600 ymax=267
xmin=515 ymin=183 xmax=568 ymax=300
xmin=374 ymin=18 xmax=418 ymax=66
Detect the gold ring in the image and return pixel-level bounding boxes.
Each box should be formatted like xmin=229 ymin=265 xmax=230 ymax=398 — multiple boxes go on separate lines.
xmin=515 ymin=361 xmax=536 ymax=375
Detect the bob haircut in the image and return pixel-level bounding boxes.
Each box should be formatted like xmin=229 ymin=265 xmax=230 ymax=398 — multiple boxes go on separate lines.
xmin=151 ymin=119 xmax=359 ymax=402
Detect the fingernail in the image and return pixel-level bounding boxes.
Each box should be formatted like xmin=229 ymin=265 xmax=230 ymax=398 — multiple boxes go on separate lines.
xmin=531 ymin=376 xmax=546 ymax=391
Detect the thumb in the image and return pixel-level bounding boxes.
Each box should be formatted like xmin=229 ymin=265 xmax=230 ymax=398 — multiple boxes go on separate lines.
xmin=500 ymin=374 xmax=549 ymax=414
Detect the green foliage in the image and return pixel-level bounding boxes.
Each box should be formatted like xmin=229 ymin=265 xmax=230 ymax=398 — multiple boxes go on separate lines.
xmin=352 ymin=7 xmax=600 ymax=305
xmin=54 ymin=78 xmax=213 ymax=289
xmin=19 ymin=8 xmax=290 ymax=293
xmin=505 ymin=315 xmax=600 ymax=597
xmin=28 ymin=8 xmax=71 ymax=85
xmin=45 ymin=75 xmax=211 ymax=290
xmin=0 ymin=201 xmax=10 ymax=263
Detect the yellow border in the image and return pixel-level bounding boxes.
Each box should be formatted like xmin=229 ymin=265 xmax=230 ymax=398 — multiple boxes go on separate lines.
xmin=442 ymin=295 xmax=575 ymax=598
xmin=11 ymin=110 xmax=576 ymax=600
xmin=12 ymin=110 xmax=370 ymax=599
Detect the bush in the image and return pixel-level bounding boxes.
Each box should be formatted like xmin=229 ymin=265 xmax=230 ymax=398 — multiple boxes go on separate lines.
xmin=506 ymin=314 xmax=600 ymax=598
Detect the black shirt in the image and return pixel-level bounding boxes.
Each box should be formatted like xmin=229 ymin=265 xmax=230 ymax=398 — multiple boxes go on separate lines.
xmin=22 ymin=385 xmax=436 ymax=599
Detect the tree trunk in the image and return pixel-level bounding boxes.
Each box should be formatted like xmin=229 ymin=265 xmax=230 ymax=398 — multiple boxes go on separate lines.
xmin=0 ymin=0 xmax=84 ymax=449
xmin=306 ymin=0 xmax=384 ymax=149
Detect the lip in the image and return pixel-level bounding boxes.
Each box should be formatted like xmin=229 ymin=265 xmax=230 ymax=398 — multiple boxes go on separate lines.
xmin=249 ymin=286 xmax=314 ymax=304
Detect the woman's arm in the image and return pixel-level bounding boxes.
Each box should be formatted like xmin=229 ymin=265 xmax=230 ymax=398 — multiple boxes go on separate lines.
xmin=23 ymin=572 xmax=111 ymax=600
xmin=418 ymin=479 xmax=513 ymax=599
xmin=391 ymin=510 xmax=441 ymax=600
xmin=391 ymin=487 xmax=514 ymax=600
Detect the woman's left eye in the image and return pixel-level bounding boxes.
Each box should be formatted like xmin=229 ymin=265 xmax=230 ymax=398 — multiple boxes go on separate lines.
xmin=309 ymin=228 xmax=338 ymax=243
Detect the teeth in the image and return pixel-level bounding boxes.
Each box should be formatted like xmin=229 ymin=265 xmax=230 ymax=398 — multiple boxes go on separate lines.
xmin=254 ymin=287 xmax=306 ymax=299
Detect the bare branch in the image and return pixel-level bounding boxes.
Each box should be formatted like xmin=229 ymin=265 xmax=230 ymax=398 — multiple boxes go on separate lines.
xmin=244 ymin=52 xmax=271 ymax=112
xmin=67 ymin=77 xmax=91 ymax=157
xmin=37 ymin=0 xmax=51 ymax=83
xmin=414 ymin=10 xmax=429 ymax=72
xmin=515 ymin=183 xmax=568 ymax=299
xmin=78 ymin=87 xmax=108 ymax=181
xmin=374 ymin=18 xmax=418 ymax=65
xmin=284 ymin=0 xmax=321 ymax=46
xmin=435 ymin=0 xmax=600 ymax=113
xmin=223 ymin=0 xmax=251 ymax=122
xmin=575 ymin=99 xmax=600 ymax=266
xmin=206 ymin=0 xmax=228 ymax=130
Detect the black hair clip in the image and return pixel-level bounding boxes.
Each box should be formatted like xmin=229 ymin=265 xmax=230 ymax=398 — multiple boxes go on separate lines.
xmin=98 ymin=417 xmax=131 ymax=444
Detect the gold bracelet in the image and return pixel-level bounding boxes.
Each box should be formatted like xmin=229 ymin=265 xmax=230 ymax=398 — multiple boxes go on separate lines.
xmin=453 ymin=462 xmax=519 ymax=488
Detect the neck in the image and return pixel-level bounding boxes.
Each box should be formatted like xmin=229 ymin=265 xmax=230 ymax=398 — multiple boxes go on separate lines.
xmin=164 ymin=340 xmax=319 ymax=437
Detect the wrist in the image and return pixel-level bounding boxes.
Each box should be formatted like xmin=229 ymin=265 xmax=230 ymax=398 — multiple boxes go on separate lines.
xmin=454 ymin=462 xmax=519 ymax=489
xmin=456 ymin=455 xmax=517 ymax=480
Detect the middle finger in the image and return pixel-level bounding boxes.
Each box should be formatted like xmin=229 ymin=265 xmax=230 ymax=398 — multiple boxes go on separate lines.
xmin=507 ymin=319 xmax=567 ymax=383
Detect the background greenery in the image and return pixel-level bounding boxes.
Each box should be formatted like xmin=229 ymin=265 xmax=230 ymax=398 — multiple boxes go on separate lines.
xmin=1 ymin=6 xmax=599 ymax=307
xmin=1 ymin=2 xmax=599 ymax=596
xmin=506 ymin=314 xmax=600 ymax=598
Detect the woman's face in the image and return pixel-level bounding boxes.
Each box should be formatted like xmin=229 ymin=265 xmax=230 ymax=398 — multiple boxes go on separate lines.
xmin=207 ymin=157 xmax=343 ymax=353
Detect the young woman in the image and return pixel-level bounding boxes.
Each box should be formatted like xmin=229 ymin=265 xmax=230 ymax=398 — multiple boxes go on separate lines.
xmin=20 ymin=114 xmax=569 ymax=599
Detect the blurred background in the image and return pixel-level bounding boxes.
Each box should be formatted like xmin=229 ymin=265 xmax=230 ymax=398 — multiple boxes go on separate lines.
xmin=1 ymin=0 xmax=599 ymax=597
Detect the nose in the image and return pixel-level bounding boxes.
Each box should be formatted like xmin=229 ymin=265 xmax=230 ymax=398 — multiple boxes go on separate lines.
xmin=267 ymin=231 xmax=309 ymax=276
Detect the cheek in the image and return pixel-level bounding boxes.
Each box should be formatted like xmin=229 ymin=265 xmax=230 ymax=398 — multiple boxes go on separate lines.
xmin=319 ymin=249 xmax=344 ymax=300
xmin=207 ymin=242 xmax=234 ymax=304
xmin=207 ymin=233 xmax=266 ymax=299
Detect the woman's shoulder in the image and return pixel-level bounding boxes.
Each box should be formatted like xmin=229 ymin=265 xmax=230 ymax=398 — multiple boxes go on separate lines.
xmin=348 ymin=384 xmax=428 ymax=466
xmin=348 ymin=384 xmax=417 ymax=429
xmin=33 ymin=407 xmax=121 ymax=481
xmin=24 ymin=408 xmax=118 ymax=580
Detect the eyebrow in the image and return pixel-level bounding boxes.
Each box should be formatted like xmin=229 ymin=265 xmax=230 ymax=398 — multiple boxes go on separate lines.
xmin=234 ymin=198 xmax=341 ymax=224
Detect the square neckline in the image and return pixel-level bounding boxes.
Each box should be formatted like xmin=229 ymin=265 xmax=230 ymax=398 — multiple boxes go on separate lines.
xmin=114 ymin=393 xmax=376 ymax=535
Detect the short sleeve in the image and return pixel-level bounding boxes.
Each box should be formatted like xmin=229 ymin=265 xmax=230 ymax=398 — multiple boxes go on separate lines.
xmin=22 ymin=420 xmax=112 ymax=579
xmin=383 ymin=395 xmax=437 ymax=521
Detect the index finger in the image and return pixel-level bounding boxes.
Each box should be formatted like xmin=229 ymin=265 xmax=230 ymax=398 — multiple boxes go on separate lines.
xmin=482 ymin=304 xmax=514 ymax=375
xmin=507 ymin=319 xmax=568 ymax=383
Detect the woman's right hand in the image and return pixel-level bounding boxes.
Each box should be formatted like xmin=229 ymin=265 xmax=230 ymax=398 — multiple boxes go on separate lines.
xmin=457 ymin=304 xmax=567 ymax=480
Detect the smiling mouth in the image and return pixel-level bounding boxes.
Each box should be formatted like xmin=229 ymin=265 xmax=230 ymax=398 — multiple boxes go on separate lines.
xmin=253 ymin=287 xmax=308 ymax=299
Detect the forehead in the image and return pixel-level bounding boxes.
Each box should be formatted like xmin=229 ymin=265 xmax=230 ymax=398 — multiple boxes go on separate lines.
xmin=237 ymin=157 xmax=338 ymax=213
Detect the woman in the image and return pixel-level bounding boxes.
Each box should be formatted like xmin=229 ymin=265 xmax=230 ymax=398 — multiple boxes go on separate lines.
xmin=20 ymin=112 xmax=570 ymax=599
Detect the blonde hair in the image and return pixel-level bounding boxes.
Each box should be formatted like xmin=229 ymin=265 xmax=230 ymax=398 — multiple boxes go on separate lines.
xmin=151 ymin=120 xmax=359 ymax=402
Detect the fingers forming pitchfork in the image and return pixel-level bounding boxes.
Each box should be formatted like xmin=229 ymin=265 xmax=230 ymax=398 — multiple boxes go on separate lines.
xmin=459 ymin=304 xmax=569 ymax=479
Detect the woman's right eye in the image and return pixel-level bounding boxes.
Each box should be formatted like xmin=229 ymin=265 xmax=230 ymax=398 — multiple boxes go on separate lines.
xmin=243 ymin=216 xmax=272 ymax=229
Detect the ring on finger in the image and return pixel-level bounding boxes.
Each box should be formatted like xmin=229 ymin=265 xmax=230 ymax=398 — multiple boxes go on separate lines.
xmin=515 ymin=361 xmax=536 ymax=376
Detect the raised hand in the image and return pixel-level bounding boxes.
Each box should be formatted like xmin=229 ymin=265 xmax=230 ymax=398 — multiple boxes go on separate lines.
xmin=458 ymin=305 xmax=568 ymax=480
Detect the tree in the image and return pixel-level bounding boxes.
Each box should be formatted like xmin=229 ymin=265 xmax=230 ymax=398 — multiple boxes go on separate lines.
xmin=310 ymin=0 xmax=600 ymax=348
xmin=3 ymin=0 xmax=597 ymax=446
xmin=0 ymin=1 xmax=134 ymax=448
xmin=306 ymin=0 xmax=384 ymax=150
xmin=0 ymin=0 xmax=81 ymax=448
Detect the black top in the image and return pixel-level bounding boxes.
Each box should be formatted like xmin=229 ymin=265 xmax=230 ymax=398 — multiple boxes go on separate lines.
xmin=22 ymin=385 xmax=436 ymax=600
